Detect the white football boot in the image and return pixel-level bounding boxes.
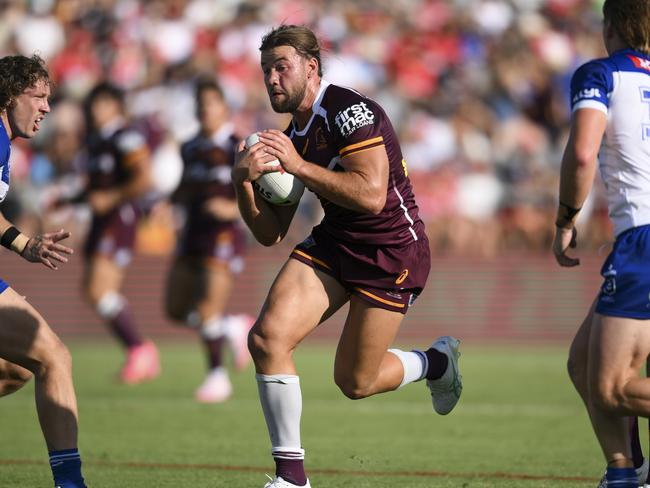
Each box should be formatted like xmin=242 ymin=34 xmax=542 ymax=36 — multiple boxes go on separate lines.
xmin=194 ymin=367 xmax=232 ymax=403
xmin=263 ymin=475 xmax=311 ymax=488
xmin=426 ymin=336 xmax=463 ymax=415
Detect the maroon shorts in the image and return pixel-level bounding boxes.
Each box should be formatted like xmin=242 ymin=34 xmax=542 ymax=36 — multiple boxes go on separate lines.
xmin=291 ymin=227 xmax=430 ymax=314
xmin=176 ymin=223 xmax=246 ymax=274
xmin=84 ymin=203 xmax=139 ymax=267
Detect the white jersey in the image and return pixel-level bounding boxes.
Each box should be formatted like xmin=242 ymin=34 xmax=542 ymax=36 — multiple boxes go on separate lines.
xmin=571 ymin=48 xmax=650 ymax=236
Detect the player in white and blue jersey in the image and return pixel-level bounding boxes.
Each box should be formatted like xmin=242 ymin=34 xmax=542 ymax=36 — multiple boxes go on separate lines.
xmin=553 ymin=1 xmax=650 ymax=486
xmin=0 ymin=55 xmax=86 ymax=488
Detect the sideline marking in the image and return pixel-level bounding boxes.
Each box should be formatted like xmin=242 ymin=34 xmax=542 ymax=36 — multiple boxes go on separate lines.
xmin=0 ymin=458 xmax=596 ymax=482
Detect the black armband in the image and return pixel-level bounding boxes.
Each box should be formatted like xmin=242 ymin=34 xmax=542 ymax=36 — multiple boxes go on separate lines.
xmin=559 ymin=201 xmax=581 ymax=220
xmin=1 ymin=226 xmax=29 ymax=254
xmin=1 ymin=226 xmax=21 ymax=249
xmin=555 ymin=201 xmax=582 ymax=229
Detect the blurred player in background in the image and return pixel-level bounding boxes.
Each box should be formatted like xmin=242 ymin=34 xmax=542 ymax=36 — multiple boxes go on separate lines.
xmin=553 ymin=1 xmax=650 ymax=486
xmin=63 ymin=82 xmax=160 ymax=385
xmin=233 ymin=25 xmax=462 ymax=488
xmin=164 ymin=76 xmax=252 ymax=403
xmin=0 ymin=54 xmax=86 ymax=488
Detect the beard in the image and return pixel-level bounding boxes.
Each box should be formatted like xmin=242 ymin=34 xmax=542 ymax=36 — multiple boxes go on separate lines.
xmin=269 ymin=82 xmax=307 ymax=113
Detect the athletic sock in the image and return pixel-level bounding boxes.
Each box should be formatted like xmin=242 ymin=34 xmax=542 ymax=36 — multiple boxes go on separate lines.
xmin=200 ymin=317 xmax=225 ymax=369
xmin=273 ymin=450 xmax=307 ymax=486
xmin=257 ymin=374 xmax=306 ymax=485
xmin=605 ymin=467 xmax=638 ymax=487
xmin=202 ymin=337 xmax=225 ymax=369
xmin=49 ymin=448 xmax=85 ymax=487
xmin=110 ymin=304 xmax=144 ymax=348
xmin=388 ymin=349 xmax=427 ymax=388
xmin=423 ymin=347 xmax=448 ymax=380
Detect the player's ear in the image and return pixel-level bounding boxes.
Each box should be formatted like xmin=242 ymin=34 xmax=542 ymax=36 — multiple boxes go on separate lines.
xmin=307 ymin=57 xmax=318 ymax=79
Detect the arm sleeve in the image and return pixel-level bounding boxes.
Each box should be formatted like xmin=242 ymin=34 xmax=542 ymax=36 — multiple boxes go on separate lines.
xmin=570 ymin=60 xmax=613 ymax=114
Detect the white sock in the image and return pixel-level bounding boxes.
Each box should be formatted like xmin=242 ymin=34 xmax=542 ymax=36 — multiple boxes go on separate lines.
xmin=388 ymin=349 xmax=427 ymax=388
xmin=256 ymin=374 xmax=304 ymax=458
xmin=200 ymin=316 xmax=224 ymax=340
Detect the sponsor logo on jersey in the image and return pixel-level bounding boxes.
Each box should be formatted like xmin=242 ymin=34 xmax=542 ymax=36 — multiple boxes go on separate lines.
xmin=572 ymin=88 xmax=602 ymax=104
xmin=334 ymin=101 xmax=375 ymax=138
xmin=628 ymin=54 xmax=650 ymax=73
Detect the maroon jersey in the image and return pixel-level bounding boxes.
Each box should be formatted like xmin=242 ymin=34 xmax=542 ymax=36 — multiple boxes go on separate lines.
xmin=83 ymin=122 xmax=147 ymax=263
xmin=285 ymin=82 xmax=425 ymax=247
xmin=174 ymin=124 xmax=245 ymax=260
xmin=85 ymin=122 xmax=149 ymax=192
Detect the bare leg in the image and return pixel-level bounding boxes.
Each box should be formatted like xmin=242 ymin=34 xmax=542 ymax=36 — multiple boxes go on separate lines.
xmin=334 ymin=296 xmax=405 ymax=398
xmin=0 ymin=358 xmax=32 ymax=396
xmin=0 ymin=287 xmax=78 ymax=451
xmin=587 ymin=313 xmax=650 ymax=467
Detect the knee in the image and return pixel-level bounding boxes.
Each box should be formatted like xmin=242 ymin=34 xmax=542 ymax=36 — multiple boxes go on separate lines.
xmin=592 ymin=381 xmax=627 ymax=413
xmin=334 ymin=372 xmax=374 ymax=400
xmin=32 ymin=334 xmax=73 ymax=378
xmin=248 ymin=327 xmax=289 ymax=363
xmin=165 ymin=301 xmax=192 ymax=325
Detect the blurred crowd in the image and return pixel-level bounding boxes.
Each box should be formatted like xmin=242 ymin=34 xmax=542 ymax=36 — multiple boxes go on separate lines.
xmin=0 ymin=0 xmax=614 ymax=257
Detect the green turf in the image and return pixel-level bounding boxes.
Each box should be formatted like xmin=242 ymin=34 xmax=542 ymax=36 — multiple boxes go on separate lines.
xmin=0 ymin=342 xmax=609 ymax=487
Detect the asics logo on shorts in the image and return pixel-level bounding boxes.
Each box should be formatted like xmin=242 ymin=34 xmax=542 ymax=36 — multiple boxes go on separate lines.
xmin=395 ymin=269 xmax=409 ymax=285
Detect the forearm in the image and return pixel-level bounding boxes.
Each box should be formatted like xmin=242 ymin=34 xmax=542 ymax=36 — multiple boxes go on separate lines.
xmin=556 ymin=149 xmax=598 ymax=228
xmin=0 ymin=214 xmax=30 ymax=255
xmin=295 ymin=161 xmax=383 ymax=214
xmin=234 ymin=181 xmax=287 ymax=246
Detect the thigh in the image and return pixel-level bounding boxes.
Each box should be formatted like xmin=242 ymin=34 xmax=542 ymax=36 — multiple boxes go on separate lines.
xmin=0 ymin=287 xmax=60 ymax=370
xmin=334 ymin=295 xmax=405 ymax=380
xmin=84 ymin=255 xmax=126 ymax=302
xmin=588 ymin=313 xmax=650 ymax=392
xmin=255 ymin=258 xmax=349 ymax=349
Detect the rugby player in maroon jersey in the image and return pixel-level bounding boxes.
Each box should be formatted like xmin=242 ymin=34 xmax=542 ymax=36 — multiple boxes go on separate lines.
xmin=79 ymin=82 xmax=159 ymax=384
xmin=164 ymin=76 xmax=253 ymax=403
xmin=232 ymin=25 xmax=463 ymax=488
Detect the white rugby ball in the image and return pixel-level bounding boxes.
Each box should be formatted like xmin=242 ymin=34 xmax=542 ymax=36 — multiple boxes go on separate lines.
xmin=245 ymin=133 xmax=305 ymax=206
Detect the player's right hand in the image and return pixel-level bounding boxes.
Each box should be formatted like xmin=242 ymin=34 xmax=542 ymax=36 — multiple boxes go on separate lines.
xmin=21 ymin=229 xmax=74 ymax=270
xmin=232 ymin=138 xmax=280 ymax=185
xmin=552 ymin=226 xmax=579 ymax=267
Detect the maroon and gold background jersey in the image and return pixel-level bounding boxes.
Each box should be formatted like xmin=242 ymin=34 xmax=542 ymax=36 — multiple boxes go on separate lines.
xmin=85 ymin=122 xmax=149 ymax=192
xmin=174 ymin=123 xmax=245 ymax=260
xmin=285 ymin=81 xmax=425 ymax=247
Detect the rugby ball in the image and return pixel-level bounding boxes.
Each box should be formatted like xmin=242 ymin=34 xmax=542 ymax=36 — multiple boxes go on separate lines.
xmin=245 ymin=133 xmax=305 ymax=206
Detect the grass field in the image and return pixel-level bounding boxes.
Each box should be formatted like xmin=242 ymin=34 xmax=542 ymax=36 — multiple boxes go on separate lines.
xmin=1 ymin=341 xmax=612 ymax=487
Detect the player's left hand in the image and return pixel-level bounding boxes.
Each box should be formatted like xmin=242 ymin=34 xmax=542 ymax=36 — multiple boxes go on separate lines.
xmin=552 ymin=226 xmax=579 ymax=267
xmin=21 ymin=229 xmax=74 ymax=270
xmin=259 ymin=129 xmax=305 ymax=175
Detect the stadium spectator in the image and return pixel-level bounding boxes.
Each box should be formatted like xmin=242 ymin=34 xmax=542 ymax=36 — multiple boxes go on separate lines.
xmin=164 ymin=75 xmax=253 ymax=403
xmin=0 ymin=54 xmax=86 ymax=488
xmin=553 ymin=1 xmax=650 ymax=486
xmin=0 ymin=0 xmax=617 ymax=257
xmin=233 ymin=25 xmax=462 ymax=488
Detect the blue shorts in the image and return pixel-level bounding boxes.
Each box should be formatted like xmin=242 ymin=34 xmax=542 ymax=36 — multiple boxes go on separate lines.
xmin=0 ymin=279 xmax=8 ymax=295
xmin=596 ymin=224 xmax=650 ymax=319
